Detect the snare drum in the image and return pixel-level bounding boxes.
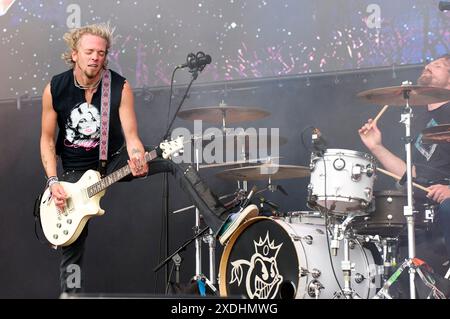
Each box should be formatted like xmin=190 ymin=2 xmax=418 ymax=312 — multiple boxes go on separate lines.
xmin=219 ymin=217 xmax=381 ymax=299
xmin=308 ymin=149 xmax=376 ymax=215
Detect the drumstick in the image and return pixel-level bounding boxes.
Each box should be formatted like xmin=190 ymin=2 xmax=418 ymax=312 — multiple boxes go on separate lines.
xmin=364 ymin=104 xmax=389 ymax=135
xmin=377 ymin=167 xmax=430 ymax=192
xmin=373 ymin=104 xmax=389 ymax=123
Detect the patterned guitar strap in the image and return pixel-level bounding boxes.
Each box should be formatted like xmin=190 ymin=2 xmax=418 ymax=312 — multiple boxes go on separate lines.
xmin=98 ymin=69 xmax=111 ymax=178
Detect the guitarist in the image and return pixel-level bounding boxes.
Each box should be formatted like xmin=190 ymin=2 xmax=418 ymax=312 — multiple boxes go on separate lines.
xmin=40 ymin=23 xmax=258 ymax=294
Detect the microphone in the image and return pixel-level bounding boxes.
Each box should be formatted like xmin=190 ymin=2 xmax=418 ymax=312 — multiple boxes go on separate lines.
xmin=178 ymin=51 xmax=212 ymax=71
xmin=240 ymin=185 xmax=257 ymax=208
xmin=439 ymin=1 xmax=450 ymax=11
xmin=312 ymin=127 xmax=327 ymax=155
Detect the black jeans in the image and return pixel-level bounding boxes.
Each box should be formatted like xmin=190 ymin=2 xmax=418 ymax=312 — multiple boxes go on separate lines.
xmin=59 ymin=146 xmax=230 ymax=293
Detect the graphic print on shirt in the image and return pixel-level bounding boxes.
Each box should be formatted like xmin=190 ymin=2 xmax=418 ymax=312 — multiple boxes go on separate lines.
xmin=64 ymin=102 xmax=100 ymax=150
xmin=415 ymin=118 xmax=438 ymax=162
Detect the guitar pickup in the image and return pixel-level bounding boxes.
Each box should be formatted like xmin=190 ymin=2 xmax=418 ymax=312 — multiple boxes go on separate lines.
xmin=66 ymin=197 xmax=74 ymax=212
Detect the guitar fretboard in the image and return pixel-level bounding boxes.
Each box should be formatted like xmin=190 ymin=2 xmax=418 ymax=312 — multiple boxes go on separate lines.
xmin=87 ymin=149 xmax=158 ymax=198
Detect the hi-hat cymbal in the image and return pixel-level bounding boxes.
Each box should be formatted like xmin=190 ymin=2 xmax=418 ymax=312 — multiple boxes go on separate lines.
xmin=216 ymin=164 xmax=310 ymax=181
xmin=357 ymin=85 xmax=450 ymax=106
xmin=422 ymin=124 xmax=450 ymax=144
xmin=177 ymin=106 xmax=270 ymax=124
xmin=191 ymin=132 xmax=288 ymax=149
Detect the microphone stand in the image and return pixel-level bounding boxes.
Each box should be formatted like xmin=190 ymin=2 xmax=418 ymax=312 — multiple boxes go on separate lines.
xmin=159 ymin=66 xmax=200 ymax=293
xmin=153 ymin=227 xmax=210 ymax=276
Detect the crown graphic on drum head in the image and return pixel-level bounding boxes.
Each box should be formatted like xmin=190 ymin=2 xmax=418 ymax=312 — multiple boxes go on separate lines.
xmin=255 ymin=232 xmax=283 ymax=259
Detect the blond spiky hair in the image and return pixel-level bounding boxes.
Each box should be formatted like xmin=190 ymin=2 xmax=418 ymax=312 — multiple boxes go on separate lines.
xmin=61 ymin=23 xmax=114 ymax=67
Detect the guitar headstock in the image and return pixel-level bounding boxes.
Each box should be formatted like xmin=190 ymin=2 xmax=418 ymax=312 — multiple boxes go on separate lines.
xmin=160 ymin=136 xmax=185 ymax=159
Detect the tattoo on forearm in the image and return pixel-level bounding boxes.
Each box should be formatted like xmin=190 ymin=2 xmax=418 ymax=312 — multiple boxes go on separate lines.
xmin=131 ymin=148 xmax=141 ymax=155
xmin=42 ymin=144 xmax=57 ymax=172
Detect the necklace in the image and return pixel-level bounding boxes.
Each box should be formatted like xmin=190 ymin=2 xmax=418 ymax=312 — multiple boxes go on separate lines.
xmin=73 ymin=70 xmax=103 ymax=90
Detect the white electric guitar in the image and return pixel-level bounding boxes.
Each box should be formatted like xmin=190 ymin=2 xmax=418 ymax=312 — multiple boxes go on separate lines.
xmin=40 ymin=137 xmax=184 ymax=247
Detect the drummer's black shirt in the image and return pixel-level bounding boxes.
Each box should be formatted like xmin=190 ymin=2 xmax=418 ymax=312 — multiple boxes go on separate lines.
xmin=412 ymin=101 xmax=450 ymax=184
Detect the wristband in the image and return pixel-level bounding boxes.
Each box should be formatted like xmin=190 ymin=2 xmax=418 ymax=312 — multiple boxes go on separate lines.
xmin=46 ymin=176 xmax=59 ymax=188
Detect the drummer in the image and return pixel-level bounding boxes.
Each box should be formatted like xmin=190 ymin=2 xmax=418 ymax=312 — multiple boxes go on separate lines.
xmin=358 ymin=55 xmax=450 ymax=259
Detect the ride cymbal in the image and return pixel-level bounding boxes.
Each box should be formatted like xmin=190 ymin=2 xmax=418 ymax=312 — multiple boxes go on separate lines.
xmin=357 ymin=85 xmax=450 ymax=106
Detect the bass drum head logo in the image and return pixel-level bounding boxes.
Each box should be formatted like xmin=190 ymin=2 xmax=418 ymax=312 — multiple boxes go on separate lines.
xmin=223 ymin=219 xmax=299 ymax=299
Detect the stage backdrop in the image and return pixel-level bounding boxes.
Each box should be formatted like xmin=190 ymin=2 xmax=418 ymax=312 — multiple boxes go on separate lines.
xmin=0 ymin=0 xmax=449 ymax=100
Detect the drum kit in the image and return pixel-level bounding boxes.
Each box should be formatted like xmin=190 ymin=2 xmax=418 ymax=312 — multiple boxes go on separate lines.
xmin=171 ymin=84 xmax=450 ymax=299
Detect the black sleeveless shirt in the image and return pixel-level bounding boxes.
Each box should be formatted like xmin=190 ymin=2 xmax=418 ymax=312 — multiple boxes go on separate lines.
xmin=51 ymin=69 xmax=126 ymax=170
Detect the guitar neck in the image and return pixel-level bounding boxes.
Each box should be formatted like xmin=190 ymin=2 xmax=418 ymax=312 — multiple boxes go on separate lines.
xmin=87 ymin=149 xmax=158 ymax=197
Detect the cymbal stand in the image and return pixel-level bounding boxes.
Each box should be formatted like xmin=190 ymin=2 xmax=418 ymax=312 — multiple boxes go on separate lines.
xmin=399 ymin=83 xmax=417 ymax=299
xmin=219 ymin=100 xmax=228 ymax=133
xmin=373 ymin=258 xmax=446 ymax=299
xmin=362 ymin=234 xmax=399 ymax=282
xmin=193 ymin=145 xmax=203 ymax=279
xmin=381 ymin=237 xmax=399 ymax=280
xmin=171 ymin=188 xmax=240 ymax=286
xmin=192 ymin=140 xmax=217 ymax=288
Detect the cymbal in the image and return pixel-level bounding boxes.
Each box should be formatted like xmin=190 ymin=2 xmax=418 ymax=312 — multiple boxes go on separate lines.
xmin=191 ymin=132 xmax=288 ymax=149
xmin=357 ymin=85 xmax=450 ymax=106
xmin=177 ymin=106 xmax=270 ymax=124
xmin=422 ymin=124 xmax=450 ymax=144
xmin=199 ymin=157 xmax=282 ymax=169
xmin=216 ymin=164 xmax=310 ymax=181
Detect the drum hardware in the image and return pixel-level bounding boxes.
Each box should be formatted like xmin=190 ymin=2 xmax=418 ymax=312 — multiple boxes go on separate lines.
xmin=308 ymin=280 xmax=325 ymax=299
xmin=285 ymin=211 xmax=323 ymax=225
xmin=380 ymin=238 xmax=399 ymax=279
xmin=373 ymin=258 xmax=447 ymax=299
xmin=362 ymin=234 xmax=400 ymax=281
xmin=324 ymin=212 xmax=370 ymax=299
xmin=424 ymin=204 xmax=435 ymax=222
xmin=193 ymin=139 xmax=213 ymax=285
xmin=330 ymin=213 xmax=356 ymax=256
xmin=171 ymin=189 xmax=246 ymax=287
xmin=153 ymin=226 xmax=219 ymax=295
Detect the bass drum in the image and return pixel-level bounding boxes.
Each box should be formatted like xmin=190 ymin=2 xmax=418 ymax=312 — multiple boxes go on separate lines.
xmin=219 ymin=217 xmax=381 ymax=299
